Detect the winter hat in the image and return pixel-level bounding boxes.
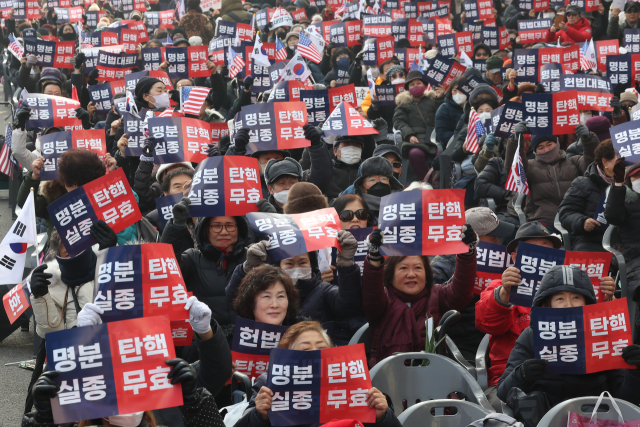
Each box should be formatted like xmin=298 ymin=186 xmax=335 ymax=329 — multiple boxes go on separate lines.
xmin=532 ymin=265 xmax=597 ymax=307
xmin=425 ymin=48 xmax=439 ymax=60
xmin=625 ymin=1 xmax=640 ymax=12
xmin=171 ymin=27 xmax=188 ymax=39
xmin=404 ymin=70 xmax=425 ymax=90
xmin=172 ymin=38 xmax=191 ymax=46
xmin=463 ymin=66 xmax=483 ymax=79
xmin=284 ymin=32 xmax=299 ymax=45
xmin=264 ymin=157 xmax=303 ymax=185
xmin=531 ymin=134 xmax=558 ymax=153
xmin=625 ymin=163 xmax=640 ymax=183
xmin=566 ymin=4 xmax=581 ymax=15
xmin=385 ymin=64 xmax=405 ymax=82
xmin=473 ymin=43 xmax=491 ymax=57
xmin=465 ymin=207 xmax=516 ymax=237
xmin=334 ymin=135 xmax=365 ymax=147
xmin=38 ymin=68 xmax=63 ymax=84
xmin=189 ymin=36 xmax=203 ymax=46
xmin=485 ymin=55 xmax=504 ymax=73
xmin=352 ymin=157 xmax=405 ymax=192
xmin=373 ymin=143 xmax=401 ymax=160
xmin=621 ymin=90 xmax=638 ymax=105
xmin=135 ymin=76 xmax=162 ymax=101
xmin=37 ymin=28 xmax=50 ymax=36
xmin=469 ymin=84 xmax=498 ymax=107
xmin=586 ymin=116 xmax=611 ymax=142
xmin=283 ymin=182 xmax=328 ymax=214
xmin=156 ymin=162 xmax=195 ymax=183
xmin=506 ymin=221 xmax=562 ymax=253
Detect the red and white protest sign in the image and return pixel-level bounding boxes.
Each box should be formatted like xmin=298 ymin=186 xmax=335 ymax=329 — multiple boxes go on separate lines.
xmin=564 ymin=251 xmax=613 ymax=303
xmin=3 ymin=278 xmax=31 ymax=324
xmin=595 ymin=40 xmax=618 ymax=73
xmin=322 ymin=101 xmax=380 ymax=136
xmin=328 ymin=84 xmax=358 ymax=109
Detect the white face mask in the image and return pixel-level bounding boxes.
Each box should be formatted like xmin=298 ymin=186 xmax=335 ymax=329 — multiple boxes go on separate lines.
xmin=543 ymin=12 xmax=555 ymax=18
xmin=390 ymin=78 xmax=405 ymax=84
xmin=285 ymin=267 xmax=313 ymax=282
xmin=478 ymin=112 xmax=492 ymax=121
xmin=580 ymin=112 xmax=592 ymax=124
xmin=339 ymin=146 xmax=362 ymax=165
xmin=106 ymin=412 xmax=144 ymax=427
xmin=273 ymin=189 xmax=289 ymax=204
xmin=632 ymin=180 xmax=640 ymax=194
xmin=452 ymin=93 xmax=467 ymax=105
xmin=149 ymin=92 xmax=170 ymax=109
xmin=557 ymin=10 xmax=565 ymax=15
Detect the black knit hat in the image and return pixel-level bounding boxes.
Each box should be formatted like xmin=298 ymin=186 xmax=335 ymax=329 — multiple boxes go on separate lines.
xmin=134 ymin=76 xmax=162 ymax=101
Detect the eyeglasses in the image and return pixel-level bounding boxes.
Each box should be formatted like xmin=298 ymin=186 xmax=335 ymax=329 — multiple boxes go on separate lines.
xmin=209 ymin=223 xmax=237 ymax=232
xmin=391 ymin=161 xmax=402 ymax=169
xmin=390 ymin=72 xmax=406 ymax=80
xmin=475 ymin=51 xmax=490 ymax=58
xmin=339 ymin=209 xmax=369 ymax=222
xmin=365 ymin=176 xmax=390 ymax=184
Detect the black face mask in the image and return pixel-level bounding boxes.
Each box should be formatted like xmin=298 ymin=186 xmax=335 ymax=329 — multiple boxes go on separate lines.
xmin=367 ymin=182 xmax=391 ymax=197
xmin=277 ymin=32 xmax=286 ymax=40
xmin=61 ymin=32 xmax=76 ymax=41
xmin=393 ymin=171 xmax=400 ymax=179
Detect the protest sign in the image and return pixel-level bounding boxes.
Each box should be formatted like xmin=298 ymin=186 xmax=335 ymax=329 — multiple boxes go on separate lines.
xmin=256 ymin=8 xmax=275 ymax=30
xmin=362 ymin=13 xmax=392 ymax=36
xmin=96 ymin=50 xmax=138 ymax=81
xmin=539 ymin=45 xmax=580 ymax=73
xmin=216 ymin=21 xmax=254 ymax=41
xmin=513 ymin=48 xmax=539 ymax=83
xmin=595 ymin=40 xmax=618 ymax=73
xmin=12 ymin=0 xmax=41 ymax=19
xmin=88 ymin=81 xmax=126 ymax=114
xmin=361 ymin=36 xmax=395 ymax=66
xmin=171 ymin=319 xmax=193 ymax=347
xmin=47 ymin=168 xmax=143 ymax=258
xmin=23 ymin=94 xmax=82 ymax=131
xmin=300 ymin=90 xmax=331 ymax=126
xmin=624 ymin=29 xmax=640 ymax=53
xmin=374 ymin=83 xmax=406 ymax=106
xmin=268 ymin=81 xmax=313 ymax=102
xmin=238 ymin=102 xmax=309 ymax=154
xmin=93 ymin=243 xmax=188 ymax=322
xmin=437 ymin=34 xmax=457 ymax=58
xmin=83 ymin=32 xmax=120 ymax=48
xmin=456 ymin=75 xmax=489 ymax=98
xmin=610 ymin=120 xmax=640 ymax=166
xmin=521 ymin=90 xmax=580 ymax=136
xmin=147 ymin=117 xmax=214 ymax=164
xmin=210 ymin=122 xmax=230 ymax=146
xmin=24 ymin=39 xmax=74 ymax=68
xmin=231 ymin=317 xmax=288 ymax=383
xmin=154 ymin=193 xmax=183 ymax=228
xmin=517 ymin=19 xmax=552 ymax=44
xmin=540 ymin=63 xmax=562 ymax=93
xmin=322 ymin=102 xmax=379 ymax=137
xmin=246 ymin=208 xmax=342 ymax=262
xmin=423 ymin=55 xmax=466 ymax=88
xmin=475 ymin=241 xmax=513 ymax=295
xmin=328 ymin=84 xmax=358 ymax=109
xmin=140 ymin=47 xmax=165 ymax=71
xmin=378 ymin=189 xmax=468 ymax=256
xmin=251 ymin=63 xmax=274 ymax=93
xmin=532 ymin=298 xmax=634 ymax=375
xmin=267 ymin=344 xmax=375 ymax=425
xmin=559 ymin=74 xmax=613 ymax=112
xmin=606 ymin=55 xmax=631 ymax=87
xmin=3 ymin=277 xmax=31 ymax=324
xmin=491 ymin=101 xmax=524 ymax=138
xmin=53 ymin=6 xmax=83 ymax=22
xmin=83 ymin=45 xmax=124 ymax=74
xmin=125 ymin=70 xmax=173 ymax=92
xmin=46 ymin=316 xmax=182 ymax=424
xmin=144 ymin=10 xmax=175 ymax=30
xmin=481 ymin=25 xmax=511 ymax=51
xmin=331 ymin=227 xmax=376 ymax=274
xmin=40 ymin=130 xmax=107 ymax=181
xmin=162 ymin=46 xmax=209 ymax=79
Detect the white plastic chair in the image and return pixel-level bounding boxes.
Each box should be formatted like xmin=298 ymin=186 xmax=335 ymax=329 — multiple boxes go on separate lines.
xmin=398 ymin=399 xmax=493 ymax=427
xmin=536 ymin=394 xmax=640 ymax=427
xmin=475 ymin=334 xmax=491 ymax=391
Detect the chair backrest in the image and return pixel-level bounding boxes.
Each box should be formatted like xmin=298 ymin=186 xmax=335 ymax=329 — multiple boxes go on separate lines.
xmin=553 ymin=212 xmax=571 ymax=251
xmin=514 ymin=193 xmax=526 ymax=226
xmin=602 ymin=225 xmax=634 ymax=341
xmin=479 ymin=198 xmax=497 ymax=211
xmin=398 ymin=399 xmax=493 ymax=427
xmin=370 ymin=352 xmax=494 ymax=415
xmin=475 ymin=334 xmax=491 ymax=391
xmin=444 ymin=336 xmax=476 ymax=379
xmin=536 ymin=396 xmax=640 ymax=427
xmin=348 ymin=322 xmax=371 ymax=357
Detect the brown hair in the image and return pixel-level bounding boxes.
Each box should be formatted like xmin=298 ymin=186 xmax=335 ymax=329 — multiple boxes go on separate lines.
xmin=78 ymin=412 xmax=157 ymax=426
xmin=277 ymin=321 xmax=333 ymax=349
xmin=383 ymin=256 xmax=434 ymax=289
xmin=233 ymin=265 xmax=300 ymax=325
xmin=594 ymin=139 xmax=616 ymax=170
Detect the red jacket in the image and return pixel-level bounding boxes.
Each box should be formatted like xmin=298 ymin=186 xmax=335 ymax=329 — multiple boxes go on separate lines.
xmin=475 ymin=280 xmax=531 ymax=386
xmin=545 ymin=17 xmax=592 ymax=44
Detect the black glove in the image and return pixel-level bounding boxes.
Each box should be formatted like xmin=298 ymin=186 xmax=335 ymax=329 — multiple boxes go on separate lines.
xmin=257 ymin=198 xmax=277 ymax=213
xmin=367 ymin=228 xmax=383 ymax=258
xmin=303 ymin=123 xmax=323 ymax=146
xmin=14 ymin=106 xmax=32 ymax=131
xmin=173 ymin=197 xmax=191 ymax=227
xmin=89 ymin=220 xmax=118 ymax=250
xmin=613 ymin=157 xmax=627 ymax=184
xmin=88 ymin=68 xmax=100 ymax=86
xmin=574 ymin=123 xmax=590 ymax=140
xmin=355 ymin=49 xmax=364 ymax=66
xmin=622 ymin=344 xmax=640 ymax=372
xmin=514 ymin=121 xmax=528 ymax=135
xmin=518 ymin=359 xmax=548 ymax=383
xmin=74 ymin=52 xmax=85 ymax=70
xmin=461 ymin=223 xmax=479 ymax=253
xmin=371 ymin=118 xmax=388 ymax=143
xmin=166 ymin=358 xmax=198 ymax=405
xmin=610 ymin=96 xmax=622 ymax=116
xmin=534 ymin=83 xmax=546 ymax=94
xmin=244 ymin=75 xmax=255 ymax=91
xmin=75 ymin=107 xmax=92 ymax=129
xmin=30 ymin=264 xmax=53 ymax=298
xmin=32 ymin=371 xmax=60 ymax=423
xmin=169 ymin=89 xmax=181 ymax=104
xmin=233 ymin=127 xmax=250 ymax=153
xmin=142 ymin=137 xmax=156 ymax=158
xmin=206 ymin=144 xmax=220 ymax=157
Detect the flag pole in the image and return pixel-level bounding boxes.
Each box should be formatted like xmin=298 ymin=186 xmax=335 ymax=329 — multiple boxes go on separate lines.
xmin=30 ymin=188 xmax=40 ymax=266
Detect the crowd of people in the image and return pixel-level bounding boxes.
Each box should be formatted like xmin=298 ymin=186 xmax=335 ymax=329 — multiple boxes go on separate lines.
xmin=2 ymin=0 xmax=640 ymax=425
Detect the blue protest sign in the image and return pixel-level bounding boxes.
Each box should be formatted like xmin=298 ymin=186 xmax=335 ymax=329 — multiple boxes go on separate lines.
xmin=624 ymin=29 xmax=640 ymax=53
xmin=510 ymin=242 xmax=567 ymax=307
xmin=513 ymin=48 xmax=539 ymax=84
xmin=606 ymin=54 xmax=631 ymax=87
xmin=300 ymin=89 xmax=331 ymax=126
xmin=437 ymin=33 xmax=456 ymax=58
xmin=493 ymin=101 xmax=524 ymax=138
xmin=610 ymin=119 xmax=640 ymax=165
xmin=521 ymin=93 xmax=553 ymax=136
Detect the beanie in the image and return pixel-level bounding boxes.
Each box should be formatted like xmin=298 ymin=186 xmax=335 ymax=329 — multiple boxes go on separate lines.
xmin=283 ymin=182 xmax=328 ymax=214
xmin=134 ymin=76 xmax=162 ymax=102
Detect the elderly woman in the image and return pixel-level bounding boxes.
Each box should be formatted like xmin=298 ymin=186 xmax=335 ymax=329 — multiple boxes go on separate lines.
xmin=235 ymin=321 xmax=402 ymax=427
xmin=362 ymin=227 xmax=479 ymax=367
xmin=332 ymin=194 xmax=377 ymax=230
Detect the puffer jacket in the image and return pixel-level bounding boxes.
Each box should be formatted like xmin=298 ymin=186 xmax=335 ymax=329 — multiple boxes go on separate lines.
xmin=325 ymin=159 xmax=362 ymax=201
xmin=133 ymin=160 xmax=163 ymax=214
xmin=434 ymin=96 xmax=464 ymax=149
xmin=558 ymin=162 xmax=611 ymax=251
xmin=545 ymin=17 xmax=593 ymax=43
xmin=474 ymin=156 xmax=513 ymax=209
xmin=218 ymin=0 xmax=249 ymax=23
xmin=504 ymin=131 xmax=598 ymax=226
xmin=393 ymin=89 xmax=444 ymax=146
xmin=604 ymin=178 xmax=640 ymax=263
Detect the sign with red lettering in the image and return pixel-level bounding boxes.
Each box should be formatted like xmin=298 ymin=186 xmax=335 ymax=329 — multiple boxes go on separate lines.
xmin=595 ymin=39 xmax=618 ymax=73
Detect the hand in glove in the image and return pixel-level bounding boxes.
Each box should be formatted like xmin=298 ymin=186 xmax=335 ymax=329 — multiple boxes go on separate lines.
xmin=244 ymin=75 xmax=255 ymax=91
xmin=88 ymin=68 xmax=100 ymax=86
xmin=75 ymin=107 xmax=92 ymax=130
xmin=142 ymin=137 xmax=156 ymax=158
xmin=89 ymin=220 xmax=118 ymax=250
xmin=610 ymin=96 xmax=622 ymax=116
xmin=206 ymin=144 xmax=220 ymax=157
xmin=233 ymin=128 xmax=250 ymax=153
xmin=518 ymin=359 xmax=549 ymax=383
xmin=32 ymin=371 xmax=60 ymax=423
xmin=367 ymin=228 xmax=384 ymax=259
xmin=257 ymin=198 xmax=277 ymax=213
xmin=26 ymin=54 xmax=38 ymax=66
xmin=336 ymin=230 xmax=358 ymax=267
xmin=169 ymin=89 xmax=181 ymax=104
xmin=172 ymin=197 xmax=191 ymax=227
xmin=166 ymin=358 xmax=199 ymax=405
xmin=513 ymin=121 xmax=528 ymax=136
xmin=244 ymin=240 xmax=270 ymax=272
xmin=372 ymin=118 xmax=388 ymax=143
xmin=77 ymin=303 xmax=104 ymax=327
xmin=30 ymin=264 xmax=53 ymax=298
xmin=461 ymin=223 xmax=479 ymax=253
xmin=484 ymin=132 xmax=497 ymax=153
xmin=73 ymin=52 xmax=85 ymax=69
xmin=184 ymin=296 xmax=212 ymax=334
xmin=574 ymin=123 xmax=590 ymax=140
xmin=622 ymin=345 xmax=640 ymax=373
xmin=613 ymin=157 xmax=627 ymax=184
xmin=14 ymin=105 xmax=32 ymax=131
xmin=534 ymin=83 xmax=546 ymax=94
xmin=303 ymin=123 xmax=323 ymax=146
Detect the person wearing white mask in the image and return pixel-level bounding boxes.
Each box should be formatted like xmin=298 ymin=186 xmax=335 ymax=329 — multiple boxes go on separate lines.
xmin=324 ymin=135 xmax=367 ymax=200
xmin=435 ymin=76 xmax=467 ymax=149
xmin=262 ymin=157 xmax=305 ymax=213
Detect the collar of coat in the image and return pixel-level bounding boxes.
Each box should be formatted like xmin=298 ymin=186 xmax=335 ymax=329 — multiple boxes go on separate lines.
xmin=395 ymin=89 xmax=437 ymax=105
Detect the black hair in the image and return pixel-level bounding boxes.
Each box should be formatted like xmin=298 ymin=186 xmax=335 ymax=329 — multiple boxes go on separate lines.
xmin=378 ymin=58 xmax=401 ymax=76
xmin=162 ymin=168 xmax=194 ymax=194
xmin=330 ymin=47 xmax=353 ymax=69
xmin=446 ymin=76 xmax=466 ymax=99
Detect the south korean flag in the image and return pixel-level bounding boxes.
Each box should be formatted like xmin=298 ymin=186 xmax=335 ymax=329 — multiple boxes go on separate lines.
xmin=0 ymin=191 xmax=37 ymax=284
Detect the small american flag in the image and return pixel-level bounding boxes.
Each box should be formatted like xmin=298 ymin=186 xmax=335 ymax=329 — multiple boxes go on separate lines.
xmin=464 ymin=108 xmax=486 ymax=154
xmin=297 ymin=31 xmax=323 ymax=64
xmin=157 ymin=108 xmax=175 ymax=117
xmin=0 ymin=126 xmax=14 ymax=179
xmin=228 ymin=47 xmax=245 ymax=79
xmin=580 ymin=39 xmax=597 ymax=71
xmin=505 ymin=138 xmax=530 ymax=195
xmin=7 ymin=35 xmax=24 ymax=60
xmin=181 ymin=86 xmax=210 ymax=116
xmin=275 ymin=37 xmax=288 ymax=61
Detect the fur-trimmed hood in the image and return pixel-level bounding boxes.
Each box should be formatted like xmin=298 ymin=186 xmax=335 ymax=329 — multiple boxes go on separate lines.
xmin=395 ymin=89 xmax=437 ymax=105
xmin=40 ymin=180 xmax=67 ymax=202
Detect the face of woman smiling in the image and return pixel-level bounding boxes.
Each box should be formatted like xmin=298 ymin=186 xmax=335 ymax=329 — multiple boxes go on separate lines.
xmin=253 ymin=281 xmax=288 ymax=325
xmin=392 ymin=256 xmax=426 ymax=295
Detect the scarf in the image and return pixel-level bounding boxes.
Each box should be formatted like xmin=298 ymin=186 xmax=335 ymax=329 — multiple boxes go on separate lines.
xmin=56 ymin=249 xmax=96 ymax=287
xmin=201 ymin=243 xmax=234 ymax=275
xmin=534 ymin=143 xmax=561 ymax=164
xmin=597 ymin=165 xmax=614 ymax=185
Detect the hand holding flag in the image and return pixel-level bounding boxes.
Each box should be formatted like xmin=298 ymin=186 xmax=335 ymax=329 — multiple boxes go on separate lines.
xmin=228 ymin=47 xmax=246 ymax=79
xmin=464 ymin=108 xmax=486 ymax=154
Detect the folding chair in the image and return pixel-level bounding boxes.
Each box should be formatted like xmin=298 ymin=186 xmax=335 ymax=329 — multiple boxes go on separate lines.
xmin=536 ymin=396 xmax=640 ymax=427
xmin=514 ymin=193 xmax=526 ymax=226
xmin=398 ymin=399 xmax=493 ymax=427
xmin=475 ymin=334 xmax=491 ymax=391
xmin=554 ymin=212 xmax=571 ymax=251
xmin=348 ymin=322 xmax=371 ymax=360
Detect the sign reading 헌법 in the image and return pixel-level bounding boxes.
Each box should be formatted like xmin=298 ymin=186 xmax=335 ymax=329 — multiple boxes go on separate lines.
xmin=532 ymin=298 xmax=634 ymax=375
xmin=475 ymin=241 xmax=512 ymax=295
xmin=378 ymin=189 xmax=468 ymax=256
xmin=267 ymin=344 xmax=375 ymax=426
xmin=46 ymin=316 xmax=183 ymax=424
xmin=40 ymin=130 xmax=107 ymax=181
xmin=93 ymin=244 xmax=188 ymax=322
xmin=246 ymin=208 xmax=342 ymax=262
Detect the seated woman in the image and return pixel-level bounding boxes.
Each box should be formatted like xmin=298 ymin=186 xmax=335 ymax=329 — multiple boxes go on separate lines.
xmin=235 ymin=321 xmax=402 ymax=427
xmin=362 ymin=227 xmax=479 ymax=367
xmin=332 ymin=194 xmax=377 ymax=230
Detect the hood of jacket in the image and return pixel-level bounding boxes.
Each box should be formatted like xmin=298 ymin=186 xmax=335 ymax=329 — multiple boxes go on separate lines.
xmin=202 ymin=109 xmax=225 ymax=123
xmin=569 ymin=17 xmax=591 ymax=32
xmin=220 ymin=0 xmax=244 ymax=16
xmin=395 ymin=89 xmax=437 ymax=105
xmin=585 ymin=161 xmax=611 ymax=188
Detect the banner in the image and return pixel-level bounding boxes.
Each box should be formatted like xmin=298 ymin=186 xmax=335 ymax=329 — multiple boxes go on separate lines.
xmin=328 ymin=84 xmax=358 ymax=109
xmin=378 ymin=189 xmax=468 ymax=256
xmin=239 ymin=102 xmax=309 ymax=154
xmin=595 ymin=40 xmax=618 ymax=73
xmin=45 ymin=316 xmax=182 ymax=424
xmin=532 ymin=298 xmax=633 ymax=375
xmin=148 ymin=117 xmax=214 ymax=164
xmin=517 ymin=19 xmax=551 ymax=44
xmin=362 ymin=13 xmax=392 ymax=36
xmin=271 ymin=7 xmax=293 ymax=28
xmin=23 ymin=94 xmax=82 ymax=131
xmin=41 ymin=130 xmax=107 ymax=181
xmin=373 ymin=83 xmax=405 ymax=106
xmin=510 ymin=242 xmax=613 ymax=307
xmin=96 ymin=50 xmax=138 ymax=81
xmin=540 ymin=63 xmax=562 ymax=93
xmin=93 ymin=244 xmax=188 ymax=322
xmin=3 ymin=277 xmax=31 ymax=324
xmin=24 ymin=39 xmax=74 ymax=68
xmin=246 ymin=208 xmax=342 ymax=262
xmin=89 ymin=81 xmax=126 ymax=114
xmin=329 ymin=21 xmax=362 ymax=47
xmin=539 ymin=45 xmax=580 ymax=73
xmin=475 ymin=241 xmax=512 ymax=295
xmin=481 ymin=25 xmax=511 ymax=51
xmin=47 ymin=168 xmax=143 ymax=258
xmin=610 ymin=120 xmax=640 ymax=165
xmin=268 ymin=81 xmax=313 ymax=102
xmin=300 ymin=90 xmax=331 ymax=126
xmin=361 ymin=36 xmax=395 ymax=66
xmin=423 ymin=55 xmax=466 ymax=88
xmin=559 ymin=74 xmax=613 ymax=112
xmin=164 ymin=46 xmax=209 ymax=79
xmin=331 ymin=227 xmax=375 ymax=274
xmin=86 ymin=10 xmax=107 ymax=29
xmin=521 ymin=91 xmax=580 ymax=136
xmin=144 ymin=10 xmax=176 ymax=30
xmin=256 ymin=7 xmax=276 ymax=30
xmin=606 ymin=54 xmax=631 ymax=87
xmin=267 ymin=344 xmax=375 ymax=425
xmin=322 ymin=102 xmax=379 ymax=137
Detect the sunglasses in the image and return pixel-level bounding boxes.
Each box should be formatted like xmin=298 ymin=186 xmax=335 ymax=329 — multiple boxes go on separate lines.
xmin=565 ymin=12 xmax=577 ymax=16
xmin=391 ymin=161 xmax=402 ymax=168
xmin=339 ymin=209 xmax=369 ymax=222
xmin=390 ymin=72 xmax=406 ymax=80
xmin=628 ymin=8 xmax=640 ymax=12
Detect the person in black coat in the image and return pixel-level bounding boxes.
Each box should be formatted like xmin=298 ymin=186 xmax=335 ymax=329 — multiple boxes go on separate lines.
xmin=434 ymin=76 xmax=466 ymax=149
xmin=474 ymin=156 xmax=520 ymax=227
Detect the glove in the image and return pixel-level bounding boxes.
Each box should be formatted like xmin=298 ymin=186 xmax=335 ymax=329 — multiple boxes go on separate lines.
xmin=257 ymin=198 xmax=277 ymax=213
xmin=484 ymin=132 xmax=497 ymax=153
xmin=518 ymin=359 xmax=549 ymax=383
xmin=367 ymin=228 xmax=384 ymax=258
xmin=77 ymin=303 xmax=104 ymax=327
xmin=73 ymin=52 xmax=85 ymax=69
xmin=30 ymin=265 xmax=53 ymax=298
xmin=622 ymin=345 xmax=640 ymax=373
xmin=610 ymin=96 xmax=622 ymax=116
xmin=613 ymin=157 xmax=627 ymax=184
xmin=206 ymin=144 xmax=220 ymax=157
xmin=172 ymin=197 xmax=191 ymax=227
xmin=142 ymin=137 xmax=156 ymax=158
xmin=26 ymin=54 xmax=38 ymax=66
xmin=372 ymin=118 xmax=388 ymax=143
xmin=169 ymin=89 xmax=181 ymax=104
xmin=75 ymin=107 xmax=92 ymax=130
xmin=166 ymin=358 xmax=199 ymax=405
xmin=32 ymin=371 xmax=60 ymax=423
xmin=514 ymin=121 xmax=528 ymax=136
xmin=574 ymin=123 xmax=590 ymax=140
xmin=233 ymin=128 xmax=250 ymax=153
xmin=534 ymin=83 xmax=546 ymax=94
xmin=184 ymin=296 xmax=212 ymax=334
xmin=88 ymin=68 xmax=100 ymax=86
xmin=244 ymin=75 xmax=255 ymax=91
xmin=244 ymin=240 xmax=270 ymax=272
xmin=89 ymin=220 xmax=118 ymax=250
xmin=14 ymin=105 xmax=32 ymax=131
xmin=303 ymin=123 xmax=323 ymax=146
xmin=336 ymin=230 xmax=358 ymax=267
xmin=461 ymin=223 xmax=479 ymax=253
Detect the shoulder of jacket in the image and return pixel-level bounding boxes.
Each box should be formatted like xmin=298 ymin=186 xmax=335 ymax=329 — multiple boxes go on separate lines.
xmin=395 ymin=90 xmax=413 ymax=105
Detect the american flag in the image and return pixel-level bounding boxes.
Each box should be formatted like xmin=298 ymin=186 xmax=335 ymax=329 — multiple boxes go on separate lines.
xmin=580 ymin=39 xmax=597 ymax=71
xmin=7 ymin=35 xmax=24 ymax=60
xmin=0 ymin=126 xmax=15 ymax=179
xmin=228 ymin=47 xmax=245 ymax=79
xmin=157 ymin=108 xmax=175 ymax=117
xmin=464 ymin=108 xmax=486 ymax=154
xmin=505 ymin=138 xmax=530 ymax=195
xmin=181 ymin=86 xmax=210 ymax=115
xmin=275 ymin=37 xmax=288 ymax=61
xmin=297 ymin=31 xmax=322 ymax=64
